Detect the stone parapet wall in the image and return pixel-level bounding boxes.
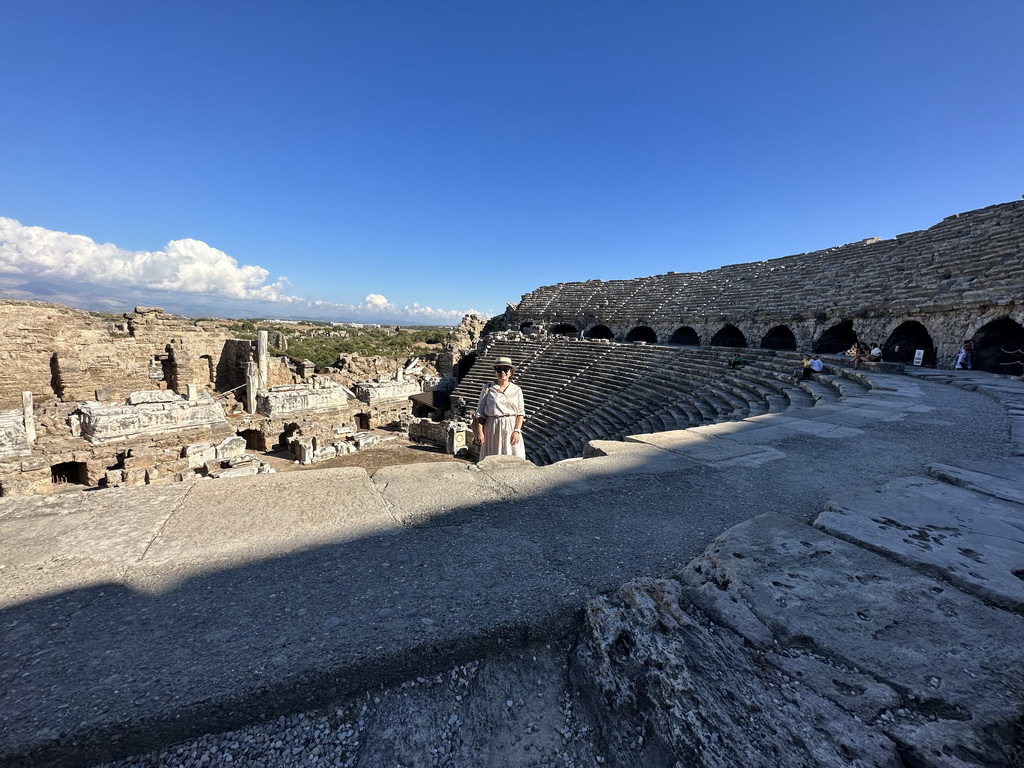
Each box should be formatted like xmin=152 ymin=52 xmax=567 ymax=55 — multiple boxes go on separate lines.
xmin=505 ymin=201 xmax=1024 ymax=367
xmin=77 ymin=392 xmax=228 ymax=444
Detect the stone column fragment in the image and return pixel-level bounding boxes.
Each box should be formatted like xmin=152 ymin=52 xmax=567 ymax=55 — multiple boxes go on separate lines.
xmin=22 ymin=391 xmax=35 ymax=444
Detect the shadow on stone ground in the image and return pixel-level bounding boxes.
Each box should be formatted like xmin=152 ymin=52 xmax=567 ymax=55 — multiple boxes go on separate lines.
xmin=2 ymin=372 xmax=1023 ymax=767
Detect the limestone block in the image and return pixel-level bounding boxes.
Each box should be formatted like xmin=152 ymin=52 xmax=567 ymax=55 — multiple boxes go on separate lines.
xmin=123 ymin=469 xmax=147 ymax=486
xmin=290 ymin=435 xmax=316 ymax=465
xmin=215 ymin=436 xmax=247 ymax=460
xmin=123 ymin=454 xmax=158 ymax=470
xmin=144 ymin=468 xmax=160 ymax=484
xmin=0 ymin=477 xmax=32 ymax=496
xmin=127 ymin=390 xmax=180 ymax=405
xmin=182 ymin=443 xmax=217 ymax=470
xmin=211 ymin=464 xmax=260 ymax=478
xmin=104 ymin=470 xmax=124 ymax=487
xmin=314 ymin=445 xmax=338 ymax=461
xmin=355 ymin=433 xmax=381 ymax=449
xmin=20 ymin=456 xmax=49 ymax=472
xmin=162 ymin=458 xmax=190 ymax=474
xmin=255 ymin=384 xmax=349 ymax=417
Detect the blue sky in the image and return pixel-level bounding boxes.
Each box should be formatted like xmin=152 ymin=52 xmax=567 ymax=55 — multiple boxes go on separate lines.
xmin=1 ymin=1 xmax=1022 ymax=324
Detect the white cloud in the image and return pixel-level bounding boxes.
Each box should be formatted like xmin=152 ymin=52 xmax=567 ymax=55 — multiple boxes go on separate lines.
xmin=0 ymin=217 xmax=482 ymax=324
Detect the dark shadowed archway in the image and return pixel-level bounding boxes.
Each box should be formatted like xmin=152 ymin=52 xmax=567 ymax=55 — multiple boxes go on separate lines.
xmin=760 ymin=325 xmax=796 ymax=350
xmin=626 ymin=326 xmax=657 ymax=343
xmin=814 ymin=320 xmax=857 ymax=354
xmin=710 ymin=325 xmax=747 ymax=348
xmin=455 ymin=352 xmax=477 ymax=381
xmin=585 ymin=324 xmax=614 ymax=340
xmin=668 ymin=326 xmax=700 ymax=345
xmin=973 ymin=318 xmax=1024 ymax=375
xmin=551 ymin=324 xmax=578 ymax=337
xmin=883 ymin=321 xmax=934 ymax=365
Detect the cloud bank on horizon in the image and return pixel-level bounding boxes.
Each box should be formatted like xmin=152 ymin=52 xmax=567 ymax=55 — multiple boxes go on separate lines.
xmin=0 ymin=217 xmax=480 ymax=324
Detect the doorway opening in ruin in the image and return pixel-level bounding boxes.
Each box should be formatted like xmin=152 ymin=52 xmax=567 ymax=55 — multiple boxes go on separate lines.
xmin=159 ymin=354 xmax=175 ymax=384
xmin=668 ymin=326 xmax=699 ymax=345
xmin=973 ymin=317 xmax=1024 ymax=375
xmin=49 ymin=353 xmax=65 ymax=399
xmin=551 ymin=324 xmax=578 ymax=336
xmin=814 ymin=320 xmax=857 ymax=354
xmin=585 ymin=324 xmax=614 ymax=340
xmin=51 ymin=461 xmax=88 ymax=487
xmin=276 ymin=423 xmax=301 ymax=450
xmin=626 ymin=326 xmax=657 ymax=343
xmin=200 ymin=355 xmax=215 ymax=385
xmin=710 ymin=325 xmax=747 ymax=348
xmin=519 ymin=323 xmax=533 ymax=333
xmin=355 ymin=413 xmax=371 ymax=430
xmin=237 ymin=429 xmax=267 ymax=452
xmin=761 ymin=325 xmax=796 ymax=350
xmin=883 ymin=321 xmax=935 ymax=366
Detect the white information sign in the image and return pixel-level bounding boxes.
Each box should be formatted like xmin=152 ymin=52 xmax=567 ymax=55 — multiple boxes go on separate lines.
xmin=913 ymin=349 xmax=924 ymax=366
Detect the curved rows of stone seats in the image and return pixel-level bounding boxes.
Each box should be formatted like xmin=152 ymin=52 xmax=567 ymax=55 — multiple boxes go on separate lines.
xmin=514 ymin=202 xmax=1023 ymax=325
xmin=450 ymin=338 xmax=870 ymax=465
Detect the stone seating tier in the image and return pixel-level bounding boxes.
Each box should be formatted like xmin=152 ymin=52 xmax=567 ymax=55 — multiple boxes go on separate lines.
xmin=511 ymin=202 xmax=1024 ymax=348
xmin=451 ymin=339 xmax=872 ymax=465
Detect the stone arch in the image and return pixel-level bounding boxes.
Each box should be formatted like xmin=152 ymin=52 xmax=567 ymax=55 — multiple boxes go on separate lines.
xmin=668 ymin=326 xmax=700 ymax=346
xmin=883 ymin=321 xmax=934 ymax=365
xmin=814 ymin=320 xmax=857 ymax=354
xmin=973 ymin=317 xmax=1024 ymax=375
xmin=585 ymin=324 xmax=614 ymax=340
xmin=760 ymin=325 xmax=796 ymax=350
xmin=710 ymin=325 xmax=747 ymax=348
xmin=626 ymin=326 xmax=657 ymax=343
xmin=550 ymin=324 xmax=578 ymax=337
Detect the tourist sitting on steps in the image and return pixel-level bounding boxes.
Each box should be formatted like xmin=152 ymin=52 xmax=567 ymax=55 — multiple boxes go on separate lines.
xmin=853 ymin=343 xmax=882 ymax=369
xmin=728 ymin=354 xmax=746 ymax=369
xmin=794 ymin=355 xmax=810 ymax=378
xmin=955 ymin=340 xmax=974 ymax=370
xmin=473 ymin=356 xmax=527 ymax=460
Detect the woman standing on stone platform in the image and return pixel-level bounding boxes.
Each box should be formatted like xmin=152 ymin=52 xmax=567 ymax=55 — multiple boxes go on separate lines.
xmin=473 ymin=356 xmax=526 ymax=460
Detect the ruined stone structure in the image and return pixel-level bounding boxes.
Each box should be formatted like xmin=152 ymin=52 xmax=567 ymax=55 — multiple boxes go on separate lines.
xmin=0 ymin=303 xmax=435 ymax=495
xmin=497 ymin=200 xmax=1024 ymax=373
xmin=0 ymin=302 xmax=236 ymax=410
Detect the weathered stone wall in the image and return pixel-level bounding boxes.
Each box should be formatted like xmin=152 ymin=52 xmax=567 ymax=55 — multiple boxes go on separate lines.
xmin=0 ymin=302 xmax=235 ymax=409
xmin=504 ymin=201 xmax=1024 ymax=369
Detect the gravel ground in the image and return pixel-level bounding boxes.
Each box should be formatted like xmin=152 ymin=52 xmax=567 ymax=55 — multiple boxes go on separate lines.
xmin=96 ymin=651 xmax=605 ymax=768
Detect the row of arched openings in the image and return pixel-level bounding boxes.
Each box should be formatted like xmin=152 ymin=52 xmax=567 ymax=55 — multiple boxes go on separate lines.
xmin=531 ymin=318 xmax=1024 ymax=374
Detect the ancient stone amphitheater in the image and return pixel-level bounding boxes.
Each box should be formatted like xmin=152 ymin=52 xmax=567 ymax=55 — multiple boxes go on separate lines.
xmin=450 ymin=200 xmax=1024 ymax=465
xmin=2 ymin=200 xmax=1023 ymax=768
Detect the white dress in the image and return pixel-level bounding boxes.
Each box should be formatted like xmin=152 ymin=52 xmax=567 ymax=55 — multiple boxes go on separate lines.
xmin=476 ymin=381 xmax=526 ymax=459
